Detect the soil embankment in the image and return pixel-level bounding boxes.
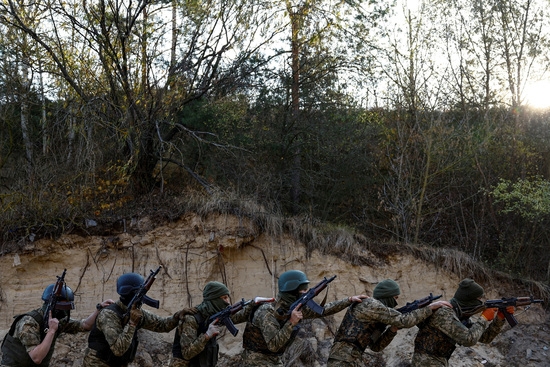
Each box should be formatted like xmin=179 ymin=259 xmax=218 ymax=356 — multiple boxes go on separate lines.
xmin=1 ymin=213 xmax=548 ymax=366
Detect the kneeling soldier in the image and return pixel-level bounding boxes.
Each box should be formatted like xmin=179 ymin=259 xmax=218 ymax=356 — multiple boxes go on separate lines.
xmin=327 ymin=279 xmax=452 ymax=367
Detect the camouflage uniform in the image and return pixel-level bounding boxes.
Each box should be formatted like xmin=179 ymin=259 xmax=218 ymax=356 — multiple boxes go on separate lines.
xmin=1 ymin=306 xmax=86 ymax=367
xmin=82 ymin=300 xmax=179 ymax=367
xmin=241 ymin=297 xmax=352 ymax=367
xmin=411 ymin=306 xmax=505 ymax=367
xmin=327 ymin=297 xmax=434 ymax=367
xmin=169 ymin=301 xmax=255 ymax=367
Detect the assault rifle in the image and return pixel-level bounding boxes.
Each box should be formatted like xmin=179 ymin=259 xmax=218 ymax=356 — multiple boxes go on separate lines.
xmin=122 ymin=266 xmax=162 ymax=325
xmin=287 ymin=275 xmax=337 ymax=316
xmin=397 ymin=293 xmax=442 ymax=314
xmin=465 ymin=296 xmax=543 ymax=328
xmin=209 ymin=297 xmax=274 ymax=336
xmin=44 ymin=269 xmax=72 ymax=333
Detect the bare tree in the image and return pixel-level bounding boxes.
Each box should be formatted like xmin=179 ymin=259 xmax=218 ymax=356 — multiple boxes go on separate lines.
xmin=0 ymin=0 xmax=276 ymax=194
xmin=495 ymin=0 xmax=546 ymax=109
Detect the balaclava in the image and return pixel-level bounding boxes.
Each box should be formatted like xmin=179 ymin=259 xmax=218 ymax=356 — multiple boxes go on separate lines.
xmin=278 ymin=283 xmax=308 ymax=306
xmin=373 ymin=279 xmax=401 ymax=308
xmin=197 ymin=281 xmax=230 ymax=317
xmin=451 ymin=278 xmax=484 ymax=311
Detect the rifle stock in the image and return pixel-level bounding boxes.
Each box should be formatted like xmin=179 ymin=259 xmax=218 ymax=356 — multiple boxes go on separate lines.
xmin=287 ymin=275 xmax=337 ymax=316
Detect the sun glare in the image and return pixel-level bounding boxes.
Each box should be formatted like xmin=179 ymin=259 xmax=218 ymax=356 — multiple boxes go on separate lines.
xmin=523 ymin=80 xmax=550 ymax=110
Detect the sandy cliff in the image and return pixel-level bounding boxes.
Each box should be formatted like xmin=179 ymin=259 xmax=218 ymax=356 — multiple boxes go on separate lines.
xmin=0 ymin=213 xmax=548 ymax=366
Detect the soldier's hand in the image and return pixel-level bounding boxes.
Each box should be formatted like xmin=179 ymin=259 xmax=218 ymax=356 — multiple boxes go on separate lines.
xmin=349 ymin=294 xmax=368 ymax=303
xmin=47 ymin=311 xmax=59 ymax=333
xmin=205 ymin=319 xmax=220 ymax=339
xmin=289 ymin=305 xmax=303 ymax=326
xmin=174 ymin=307 xmax=198 ymax=320
xmin=497 ymin=306 xmax=515 ymax=320
xmin=481 ymin=308 xmax=497 ymax=321
xmin=428 ymin=300 xmax=453 ymax=311
xmin=254 ymin=296 xmax=275 ymax=304
xmin=129 ymin=306 xmax=143 ymax=326
xmin=99 ymin=299 xmax=115 ymax=308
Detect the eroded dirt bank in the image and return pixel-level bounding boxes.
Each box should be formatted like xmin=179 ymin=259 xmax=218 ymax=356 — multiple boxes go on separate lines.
xmin=0 ymin=213 xmax=548 ymax=366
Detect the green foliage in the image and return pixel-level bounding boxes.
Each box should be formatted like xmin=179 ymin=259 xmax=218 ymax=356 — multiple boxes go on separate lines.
xmin=491 ymin=177 xmax=550 ymax=221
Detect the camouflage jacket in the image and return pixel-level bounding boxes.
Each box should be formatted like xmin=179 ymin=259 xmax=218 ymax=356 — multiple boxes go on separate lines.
xmin=82 ymin=300 xmax=179 ymax=367
xmin=169 ymin=301 xmax=255 ymax=367
xmin=241 ymin=297 xmax=352 ymax=367
xmin=328 ymin=297 xmax=433 ymax=364
xmin=411 ymin=306 xmax=505 ymax=367
xmin=0 ymin=307 xmax=85 ymax=367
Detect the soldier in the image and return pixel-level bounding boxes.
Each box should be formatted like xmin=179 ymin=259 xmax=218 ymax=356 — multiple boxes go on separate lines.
xmin=169 ymin=280 xmax=263 ymax=367
xmin=1 ymin=283 xmax=114 ymax=367
xmin=327 ymin=279 xmax=453 ymax=367
xmin=411 ymin=278 xmax=514 ymax=367
xmin=82 ymin=272 xmax=196 ymax=367
xmin=240 ymin=270 xmax=367 ymax=367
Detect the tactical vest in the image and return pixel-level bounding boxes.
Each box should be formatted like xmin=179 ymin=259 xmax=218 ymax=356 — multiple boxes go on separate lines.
xmin=1 ymin=310 xmax=57 ymax=367
xmin=333 ymin=305 xmax=385 ymax=352
xmin=413 ymin=317 xmax=472 ymax=360
xmin=241 ymin=305 xmax=298 ymax=356
xmin=172 ymin=313 xmax=219 ymax=367
xmin=87 ymin=304 xmax=139 ymax=367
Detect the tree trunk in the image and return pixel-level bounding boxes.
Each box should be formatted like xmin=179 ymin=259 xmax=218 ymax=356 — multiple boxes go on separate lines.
xmin=20 ymin=60 xmax=33 ymax=181
xmin=130 ymin=123 xmax=158 ymax=195
xmin=288 ymin=0 xmax=303 ymax=214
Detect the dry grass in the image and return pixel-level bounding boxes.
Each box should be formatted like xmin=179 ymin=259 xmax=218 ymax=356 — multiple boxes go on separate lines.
xmin=365 ymin=241 xmax=550 ymax=303
xmin=180 ymin=188 xmax=285 ymax=237
xmin=3 ymin=185 xmax=548 ymax=304
xmin=170 ymin=190 xmax=379 ymax=266
xmin=189 ymin=191 xmax=550 ymax=303
xmin=176 ymin=190 xmax=550 ymax=303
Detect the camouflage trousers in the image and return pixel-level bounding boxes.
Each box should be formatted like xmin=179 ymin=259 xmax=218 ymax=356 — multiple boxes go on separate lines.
xmin=327 ymin=341 xmax=365 ymax=367
xmin=82 ymin=347 xmax=127 ymax=367
xmin=411 ymin=352 xmax=449 ymax=367
xmin=168 ymin=357 xmax=189 ymax=367
xmin=240 ymin=349 xmax=284 ymax=367
xmin=326 ymin=358 xmax=359 ymax=367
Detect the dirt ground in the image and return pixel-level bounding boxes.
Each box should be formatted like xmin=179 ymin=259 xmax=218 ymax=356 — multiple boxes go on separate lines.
xmin=1 ymin=314 xmax=547 ymax=367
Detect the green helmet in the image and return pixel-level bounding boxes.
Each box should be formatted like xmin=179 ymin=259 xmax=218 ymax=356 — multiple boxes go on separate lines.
xmin=278 ymin=270 xmax=310 ymax=292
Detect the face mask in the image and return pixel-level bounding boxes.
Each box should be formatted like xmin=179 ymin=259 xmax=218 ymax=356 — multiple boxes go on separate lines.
xmin=378 ymin=296 xmax=398 ymax=308
xmin=211 ymin=297 xmax=230 ymax=313
xmin=286 ymin=283 xmax=307 ymax=298
xmin=120 ymin=293 xmax=136 ymax=306
xmin=279 ymin=291 xmax=298 ymax=305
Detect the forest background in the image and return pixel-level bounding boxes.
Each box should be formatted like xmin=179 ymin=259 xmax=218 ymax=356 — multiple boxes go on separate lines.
xmin=1 ymin=0 xmax=550 ymax=288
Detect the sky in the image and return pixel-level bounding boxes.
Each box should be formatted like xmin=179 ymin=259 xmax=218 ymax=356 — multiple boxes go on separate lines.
xmin=523 ymin=80 xmax=550 ymax=110
xmin=399 ymin=0 xmax=550 ymax=110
